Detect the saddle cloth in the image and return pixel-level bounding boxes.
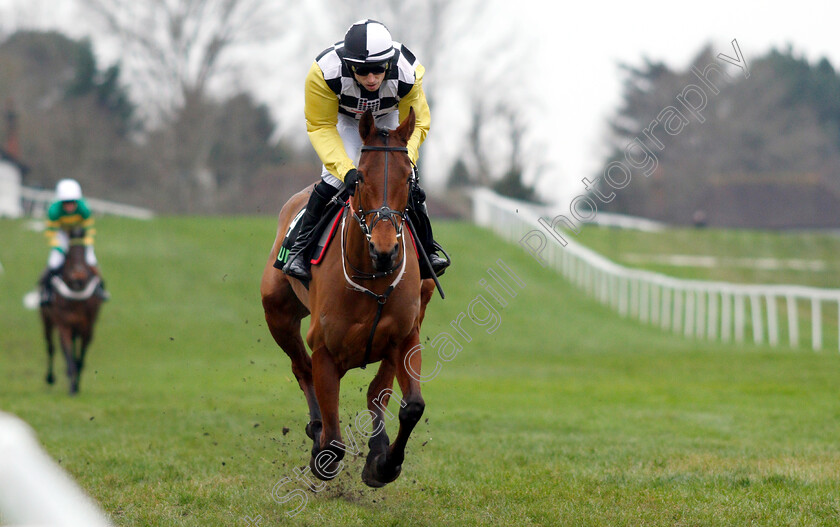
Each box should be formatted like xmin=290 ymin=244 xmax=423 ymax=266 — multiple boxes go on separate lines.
xmin=275 ymin=201 xmax=345 ymax=268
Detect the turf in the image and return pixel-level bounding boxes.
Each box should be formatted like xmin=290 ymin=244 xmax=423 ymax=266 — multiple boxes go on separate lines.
xmin=1 ymin=217 xmax=839 ymax=526
xmin=573 ymin=224 xmax=840 ymax=288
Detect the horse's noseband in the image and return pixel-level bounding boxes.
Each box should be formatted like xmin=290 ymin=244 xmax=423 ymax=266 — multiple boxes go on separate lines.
xmin=354 ymin=201 xmax=405 ymax=240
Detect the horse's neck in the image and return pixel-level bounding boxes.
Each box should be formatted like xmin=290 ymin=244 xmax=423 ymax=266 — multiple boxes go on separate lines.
xmin=63 ymin=248 xmax=91 ymax=280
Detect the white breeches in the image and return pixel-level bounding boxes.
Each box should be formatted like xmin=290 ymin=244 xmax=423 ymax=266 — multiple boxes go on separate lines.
xmin=47 ymin=231 xmax=97 ymax=270
xmin=320 ymin=112 xmax=399 ymax=189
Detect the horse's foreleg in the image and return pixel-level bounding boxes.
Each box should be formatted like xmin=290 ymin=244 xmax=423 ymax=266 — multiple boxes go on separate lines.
xmin=263 ymin=288 xmax=322 ymax=438
xmin=361 ymin=359 xmax=397 ymax=488
xmin=58 ymin=326 xmax=79 ymax=395
xmin=418 ymin=279 xmax=435 ymax=329
xmin=309 ymin=347 xmax=344 ymax=481
xmin=363 ymin=330 xmax=425 ymax=487
xmin=42 ymin=312 xmax=55 ymax=385
xmin=75 ymin=323 xmax=94 ymax=393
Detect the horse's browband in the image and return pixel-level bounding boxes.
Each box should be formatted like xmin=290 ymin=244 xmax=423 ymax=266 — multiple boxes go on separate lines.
xmin=360 ymin=145 xmax=408 ymax=152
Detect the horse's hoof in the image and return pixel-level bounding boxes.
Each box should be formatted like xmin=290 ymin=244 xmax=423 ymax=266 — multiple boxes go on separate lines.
xmin=309 ymin=455 xmax=341 ymax=481
xmin=45 ymin=373 xmax=55 ymax=385
xmin=362 ymin=453 xmax=401 ymax=488
xmin=361 ymin=463 xmax=387 ymax=488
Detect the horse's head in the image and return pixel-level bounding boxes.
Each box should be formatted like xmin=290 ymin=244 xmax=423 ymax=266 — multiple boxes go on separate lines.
xmin=353 ymin=108 xmax=416 ymax=272
xmin=64 ymin=227 xmax=93 ymax=289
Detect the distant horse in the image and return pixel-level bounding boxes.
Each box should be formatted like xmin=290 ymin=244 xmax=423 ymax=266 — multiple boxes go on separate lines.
xmin=261 ymin=108 xmax=435 ymax=487
xmin=40 ymin=227 xmax=103 ymax=395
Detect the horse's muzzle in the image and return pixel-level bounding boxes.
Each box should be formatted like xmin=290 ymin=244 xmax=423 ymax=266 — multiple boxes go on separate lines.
xmin=370 ymin=242 xmax=399 ymax=272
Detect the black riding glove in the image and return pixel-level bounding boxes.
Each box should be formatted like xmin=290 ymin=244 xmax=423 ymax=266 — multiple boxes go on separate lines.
xmin=410 ymin=180 xmax=426 ymax=209
xmin=344 ymin=168 xmax=360 ymax=196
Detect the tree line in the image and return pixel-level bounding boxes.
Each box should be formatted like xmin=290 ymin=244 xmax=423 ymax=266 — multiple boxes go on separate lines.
xmin=0 ymin=29 xmax=317 ymax=214
xmin=0 ymin=0 xmax=544 ymax=213
xmin=596 ymin=44 xmax=840 ymax=227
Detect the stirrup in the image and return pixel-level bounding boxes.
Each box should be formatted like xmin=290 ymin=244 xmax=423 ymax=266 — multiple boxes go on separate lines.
xmin=430 ymin=243 xmax=451 ymax=276
xmin=39 ymin=289 xmax=52 ymax=307
xmin=97 ymin=283 xmax=110 ymax=301
xmin=283 ymin=254 xmax=312 ymax=282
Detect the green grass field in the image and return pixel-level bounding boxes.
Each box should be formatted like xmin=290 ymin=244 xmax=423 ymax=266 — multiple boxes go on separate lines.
xmin=564 ymin=224 xmax=840 ymax=352
xmin=1 ymin=217 xmax=840 ymax=526
xmin=575 ymin=224 xmax=840 ymax=288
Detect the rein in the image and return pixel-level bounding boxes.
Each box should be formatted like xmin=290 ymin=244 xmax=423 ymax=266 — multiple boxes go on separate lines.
xmin=343 ymin=135 xmax=411 ymax=369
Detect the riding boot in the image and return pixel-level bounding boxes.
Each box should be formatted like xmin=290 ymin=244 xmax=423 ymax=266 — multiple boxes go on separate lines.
xmin=282 ymin=181 xmax=341 ymax=281
xmin=38 ymin=268 xmax=59 ymax=306
xmin=408 ymin=179 xmax=450 ymax=278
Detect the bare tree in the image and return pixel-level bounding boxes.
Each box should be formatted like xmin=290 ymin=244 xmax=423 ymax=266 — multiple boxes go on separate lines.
xmin=79 ymin=0 xmax=286 ymax=120
xmin=78 ymin=0 xmax=290 ymax=209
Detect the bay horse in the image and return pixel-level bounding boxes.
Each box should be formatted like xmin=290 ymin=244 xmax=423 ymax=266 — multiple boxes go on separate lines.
xmin=40 ymin=227 xmax=103 ymax=395
xmin=261 ymin=108 xmax=435 ymax=487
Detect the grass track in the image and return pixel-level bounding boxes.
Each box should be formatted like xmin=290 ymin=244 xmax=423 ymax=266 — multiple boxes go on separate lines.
xmin=1 ymin=217 xmax=840 ymax=526
xmin=576 ymin=224 xmax=840 ymax=288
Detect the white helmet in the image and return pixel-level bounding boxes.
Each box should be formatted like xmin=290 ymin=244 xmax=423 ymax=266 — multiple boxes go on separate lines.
xmin=56 ymin=179 xmax=83 ymax=201
xmin=342 ymin=19 xmax=395 ymax=69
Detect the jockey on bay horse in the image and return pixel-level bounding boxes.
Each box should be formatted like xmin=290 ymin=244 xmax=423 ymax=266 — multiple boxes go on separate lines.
xmin=37 ymin=179 xmax=108 ymax=306
xmin=280 ymin=18 xmax=449 ymax=282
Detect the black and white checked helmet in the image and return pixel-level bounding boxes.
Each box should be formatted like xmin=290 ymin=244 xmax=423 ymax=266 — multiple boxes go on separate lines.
xmin=342 ymin=19 xmax=395 ymax=68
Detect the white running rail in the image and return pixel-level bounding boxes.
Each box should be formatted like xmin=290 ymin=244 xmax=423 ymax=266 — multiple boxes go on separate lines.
xmin=472 ymin=188 xmax=840 ymax=351
xmin=20 ymin=186 xmax=154 ymax=219
xmin=0 ymin=412 xmax=112 ymax=527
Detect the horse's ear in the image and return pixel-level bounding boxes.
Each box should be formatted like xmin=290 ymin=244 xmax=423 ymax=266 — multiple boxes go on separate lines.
xmin=395 ymin=107 xmax=416 ymax=144
xmin=359 ymin=109 xmax=376 ymax=143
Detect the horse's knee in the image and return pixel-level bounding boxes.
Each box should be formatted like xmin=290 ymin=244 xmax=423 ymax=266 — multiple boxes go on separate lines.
xmin=398 ymin=400 xmax=425 ymax=426
xmin=290 ymin=360 xmax=312 ymax=381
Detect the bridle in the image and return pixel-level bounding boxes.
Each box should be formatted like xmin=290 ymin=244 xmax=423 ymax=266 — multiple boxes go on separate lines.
xmin=350 ymin=134 xmax=409 ymax=247
xmin=341 ymin=132 xmax=412 ymax=369
xmin=346 ymin=133 xmax=410 ymax=279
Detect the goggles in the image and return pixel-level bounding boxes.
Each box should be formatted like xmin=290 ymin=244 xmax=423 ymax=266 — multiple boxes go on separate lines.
xmin=350 ymin=62 xmax=388 ymax=76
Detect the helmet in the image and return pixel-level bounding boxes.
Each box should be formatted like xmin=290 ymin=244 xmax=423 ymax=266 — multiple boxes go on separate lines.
xmin=342 ymin=19 xmax=395 ymax=71
xmin=56 ymin=179 xmax=83 ymax=201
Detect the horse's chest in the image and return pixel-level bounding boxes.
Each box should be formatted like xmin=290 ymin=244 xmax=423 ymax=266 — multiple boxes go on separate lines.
xmin=318 ymin=302 xmax=417 ymax=363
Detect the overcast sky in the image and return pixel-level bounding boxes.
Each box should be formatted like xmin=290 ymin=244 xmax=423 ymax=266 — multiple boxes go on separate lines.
xmin=523 ymin=0 xmax=839 ymax=203
xmin=1 ymin=0 xmax=837 ymax=204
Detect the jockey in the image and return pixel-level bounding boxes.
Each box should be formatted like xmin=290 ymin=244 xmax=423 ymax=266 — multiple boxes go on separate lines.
xmin=282 ymin=18 xmax=450 ymax=282
xmin=38 ymin=179 xmax=107 ymax=304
